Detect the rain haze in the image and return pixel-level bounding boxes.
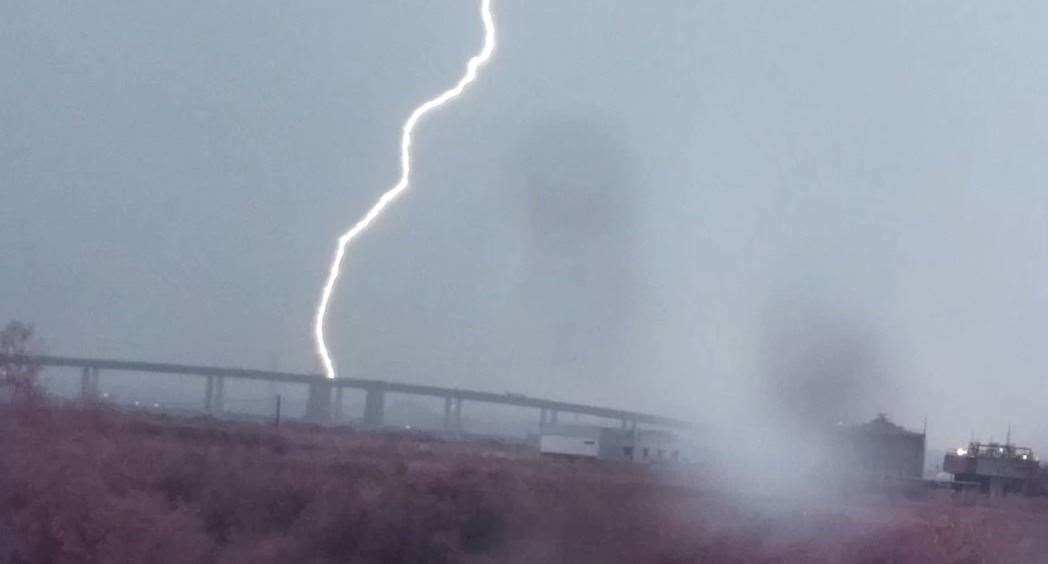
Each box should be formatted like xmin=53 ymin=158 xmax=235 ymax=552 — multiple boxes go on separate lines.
xmin=5 ymin=1 xmax=1048 ymax=458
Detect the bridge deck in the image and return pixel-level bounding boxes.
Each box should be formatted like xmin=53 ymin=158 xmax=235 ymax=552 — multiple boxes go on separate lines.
xmin=2 ymin=354 xmax=694 ymax=429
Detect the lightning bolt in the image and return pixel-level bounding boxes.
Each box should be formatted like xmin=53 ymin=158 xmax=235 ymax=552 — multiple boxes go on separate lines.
xmin=314 ymin=0 xmax=497 ymax=379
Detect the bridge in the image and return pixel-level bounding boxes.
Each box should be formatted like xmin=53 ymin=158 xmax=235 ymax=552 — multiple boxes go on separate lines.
xmin=1 ymin=354 xmax=695 ymax=432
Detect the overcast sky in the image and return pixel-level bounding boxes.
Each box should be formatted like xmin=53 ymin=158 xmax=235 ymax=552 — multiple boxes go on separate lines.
xmin=4 ymin=1 xmax=1048 ymax=453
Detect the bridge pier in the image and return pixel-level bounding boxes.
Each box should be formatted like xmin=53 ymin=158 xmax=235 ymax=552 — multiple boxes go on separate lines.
xmin=444 ymin=396 xmax=453 ymax=432
xmin=205 ymin=375 xmax=225 ymax=414
xmin=443 ymin=396 xmax=464 ymax=435
xmin=79 ymin=367 xmax=100 ymax=402
xmin=453 ymin=397 xmax=463 ymax=433
xmin=550 ymin=409 xmax=559 ymax=425
xmin=306 ymin=381 xmax=333 ymax=424
xmin=539 ymin=407 xmax=548 ymax=428
xmin=333 ymin=386 xmax=344 ymax=422
xmin=363 ymin=385 xmax=386 ymax=429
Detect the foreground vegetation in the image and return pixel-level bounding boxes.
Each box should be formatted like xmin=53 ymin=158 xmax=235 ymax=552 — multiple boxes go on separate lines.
xmin=5 ymin=403 xmax=1048 ymax=563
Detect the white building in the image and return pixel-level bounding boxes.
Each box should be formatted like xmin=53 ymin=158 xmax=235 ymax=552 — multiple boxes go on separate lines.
xmin=538 ymin=424 xmax=685 ymax=463
xmin=539 ymin=425 xmax=603 ymax=458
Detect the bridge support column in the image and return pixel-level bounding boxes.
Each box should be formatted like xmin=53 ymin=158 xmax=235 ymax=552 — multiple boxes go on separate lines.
xmin=205 ymin=375 xmax=225 ymax=415
xmin=452 ymin=397 xmax=463 ymax=434
xmin=306 ymin=381 xmax=333 ymax=424
xmin=443 ymin=396 xmax=453 ymax=432
xmin=443 ymin=396 xmax=463 ymax=435
xmin=540 ymin=407 xmax=548 ymax=429
xmin=333 ymin=386 xmax=344 ymax=422
xmin=550 ymin=409 xmax=559 ymax=425
xmin=79 ymin=367 xmax=100 ymax=402
xmin=363 ymin=385 xmax=386 ymax=429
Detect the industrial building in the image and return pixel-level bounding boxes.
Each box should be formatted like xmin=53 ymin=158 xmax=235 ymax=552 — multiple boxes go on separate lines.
xmin=538 ymin=424 xmax=684 ymax=463
xmin=834 ymin=414 xmax=926 ymax=480
xmin=944 ymin=441 xmax=1041 ymax=496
